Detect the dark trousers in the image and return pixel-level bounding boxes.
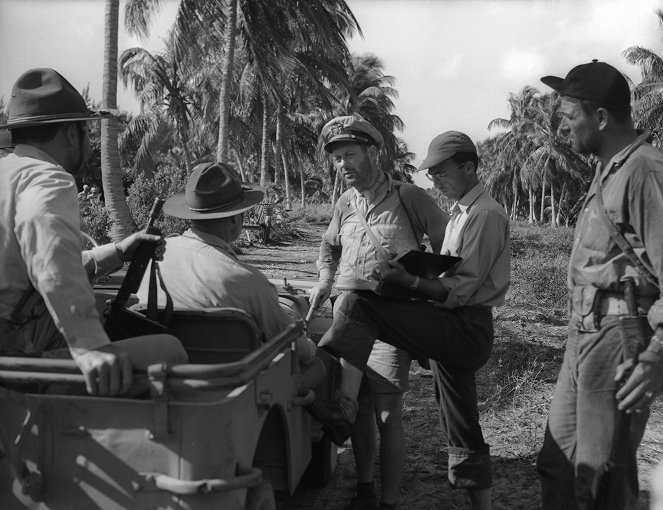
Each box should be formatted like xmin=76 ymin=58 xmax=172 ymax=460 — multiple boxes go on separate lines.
xmin=318 ymin=291 xmax=494 ymax=488
xmin=537 ymin=316 xmax=648 ymax=510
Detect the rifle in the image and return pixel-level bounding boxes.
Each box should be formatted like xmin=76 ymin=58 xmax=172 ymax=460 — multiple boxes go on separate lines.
xmin=593 ymin=277 xmax=647 ymax=509
xmin=103 ymin=198 xmax=168 ymax=341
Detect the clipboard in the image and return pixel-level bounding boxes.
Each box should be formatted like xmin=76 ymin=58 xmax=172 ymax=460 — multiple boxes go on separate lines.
xmin=393 ymin=250 xmax=461 ymax=278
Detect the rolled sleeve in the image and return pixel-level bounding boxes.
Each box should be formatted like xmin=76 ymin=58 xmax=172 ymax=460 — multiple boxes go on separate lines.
xmin=317 ymin=210 xmax=342 ymax=282
xmin=82 ymin=243 xmax=123 ymax=281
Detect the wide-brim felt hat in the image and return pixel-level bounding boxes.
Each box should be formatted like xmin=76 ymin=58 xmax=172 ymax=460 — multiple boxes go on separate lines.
xmin=164 ymin=162 xmax=265 ymax=220
xmin=418 ymin=131 xmax=477 ymax=171
xmin=0 ymin=68 xmax=114 ymax=130
xmin=320 ymin=114 xmax=384 ymax=153
xmin=540 ymin=59 xmax=630 ymax=106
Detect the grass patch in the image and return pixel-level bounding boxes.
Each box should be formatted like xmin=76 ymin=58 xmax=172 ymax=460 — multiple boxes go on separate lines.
xmin=287 ymin=202 xmax=334 ymax=224
xmin=507 ymin=222 xmax=573 ymax=315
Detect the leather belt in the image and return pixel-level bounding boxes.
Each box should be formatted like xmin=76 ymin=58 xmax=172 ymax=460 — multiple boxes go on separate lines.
xmin=598 ymin=293 xmax=655 ymax=316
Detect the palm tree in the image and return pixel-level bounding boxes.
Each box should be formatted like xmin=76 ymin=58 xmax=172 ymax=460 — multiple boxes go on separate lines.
xmin=119 ymin=41 xmax=196 ymax=175
xmin=623 ymin=9 xmax=663 ymax=149
xmin=329 ymin=53 xmax=405 ymax=173
xmin=214 ymin=0 xmax=360 ymax=166
xmin=101 ymin=0 xmax=135 ymax=241
xmin=487 ymin=87 xmax=591 ymax=225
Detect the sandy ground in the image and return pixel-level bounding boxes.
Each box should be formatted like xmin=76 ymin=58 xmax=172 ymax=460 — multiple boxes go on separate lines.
xmin=242 ymin=224 xmax=663 ymax=510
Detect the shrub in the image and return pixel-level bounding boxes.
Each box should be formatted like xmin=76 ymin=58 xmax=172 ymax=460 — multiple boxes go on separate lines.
xmin=80 ymin=197 xmax=112 ymax=245
xmin=127 ymin=163 xmax=189 ymax=236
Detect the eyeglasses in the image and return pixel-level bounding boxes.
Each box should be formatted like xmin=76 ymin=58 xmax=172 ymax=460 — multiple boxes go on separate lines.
xmin=426 ymin=163 xmax=464 ymax=181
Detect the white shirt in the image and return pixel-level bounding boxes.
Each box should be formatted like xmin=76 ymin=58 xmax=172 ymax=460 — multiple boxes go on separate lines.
xmin=438 ymin=183 xmax=511 ymax=308
xmin=0 ymin=145 xmax=120 ymax=355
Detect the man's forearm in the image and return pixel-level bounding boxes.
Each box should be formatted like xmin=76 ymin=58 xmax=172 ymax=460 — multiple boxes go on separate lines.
xmin=317 ymin=238 xmax=341 ymax=283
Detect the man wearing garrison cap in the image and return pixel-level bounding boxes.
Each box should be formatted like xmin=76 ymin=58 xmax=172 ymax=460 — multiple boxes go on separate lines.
xmin=0 ymin=68 xmax=187 ymax=396
xmin=309 ymin=126 xmax=510 ymax=510
xmin=308 ymin=114 xmax=449 ymax=509
xmin=537 ymin=60 xmax=663 ymax=509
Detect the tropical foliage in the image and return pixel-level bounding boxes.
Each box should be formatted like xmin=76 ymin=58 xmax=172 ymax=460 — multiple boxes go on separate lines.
xmin=101 ymin=0 xmax=415 ymax=228
xmin=482 ymin=86 xmax=593 ymax=226
xmin=6 ymin=4 xmax=663 ymax=236
xmin=623 ymin=8 xmax=663 ymax=149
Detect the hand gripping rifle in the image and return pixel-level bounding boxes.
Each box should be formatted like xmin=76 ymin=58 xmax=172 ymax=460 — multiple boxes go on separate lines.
xmin=593 ymin=277 xmax=647 ymax=510
xmin=103 ymin=198 xmax=168 ymax=341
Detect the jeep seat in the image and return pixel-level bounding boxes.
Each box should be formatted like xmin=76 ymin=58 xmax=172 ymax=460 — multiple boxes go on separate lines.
xmin=130 ymin=306 xmax=262 ymax=364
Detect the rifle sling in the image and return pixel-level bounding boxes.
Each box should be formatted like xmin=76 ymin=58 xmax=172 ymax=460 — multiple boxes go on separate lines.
xmin=351 ymin=201 xmax=392 ymax=260
xmin=594 ymin=177 xmax=659 ymax=290
xmin=147 ymin=260 xmax=172 ymax=326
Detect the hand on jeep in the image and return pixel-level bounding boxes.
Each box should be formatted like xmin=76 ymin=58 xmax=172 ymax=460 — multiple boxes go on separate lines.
xmin=74 ymin=344 xmax=133 ymax=396
xmin=115 ymin=232 xmax=166 ymax=262
xmin=308 ymin=282 xmax=332 ymax=313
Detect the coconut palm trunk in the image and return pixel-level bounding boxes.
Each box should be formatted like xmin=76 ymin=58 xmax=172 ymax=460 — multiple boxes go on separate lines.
xmin=300 ymin=168 xmax=306 ymax=209
xmin=540 ymin=173 xmax=546 ymax=223
xmin=216 ymin=0 xmax=238 ymax=164
xmin=260 ymin=95 xmax=269 ymax=187
xmin=102 ymin=0 xmax=135 ymax=241
xmin=550 ymin=183 xmax=558 ymax=227
xmin=281 ymin=153 xmax=291 ymax=210
xmin=274 ymin=107 xmax=283 ymax=188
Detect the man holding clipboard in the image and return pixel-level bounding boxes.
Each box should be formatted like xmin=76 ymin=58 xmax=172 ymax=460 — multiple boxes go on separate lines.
xmin=308 ymin=114 xmax=448 ymax=510
xmin=308 ymin=130 xmax=510 ymax=510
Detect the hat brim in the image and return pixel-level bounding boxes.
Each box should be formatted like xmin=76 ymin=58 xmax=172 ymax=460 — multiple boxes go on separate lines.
xmin=323 ymin=134 xmax=375 ymax=153
xmin=417 ymin=150 xmax=456 ymax=171
xmin=163 ymin=186 xmax=266 ymax=220
xmin=540 ymin=76 xmax=564 ymax=94
xmin=0 ymin=110 xmax=115 ymax=130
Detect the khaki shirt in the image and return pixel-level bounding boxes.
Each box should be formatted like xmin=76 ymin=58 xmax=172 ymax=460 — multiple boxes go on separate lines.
xmin=136 ymin=229 xmax=297 ymax=343
xmin=569 ymin=131 xmax=663 ymax=329
xmin=437 ymin=183 xmax=511 ymax=308
xmin=317 ymin=173 xmax=449 ymax=288
xmin=0 ymin=145 xmax=121 ymax=355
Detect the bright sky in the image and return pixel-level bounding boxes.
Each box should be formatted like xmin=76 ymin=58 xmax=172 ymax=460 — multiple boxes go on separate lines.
xmin=1 ymin=0 xmax=661 ymax=188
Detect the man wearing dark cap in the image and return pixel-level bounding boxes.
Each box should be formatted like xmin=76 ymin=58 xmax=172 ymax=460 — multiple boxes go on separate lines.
xmin=135 ymin=162 xmax=321 ymax=382
xmin=537 ymin=60 xmax=663 ymax=509
xmin=0 ymin=68 xmax=187 ymax=396
xmin=309 ymin=114 xmax=448 ymax=510
xmin=309 ymin=123 xmax=509 ymax=510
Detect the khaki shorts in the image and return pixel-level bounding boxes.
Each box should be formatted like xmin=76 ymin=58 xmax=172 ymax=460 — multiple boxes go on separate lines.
xmin=365 ymin=339 xmax=410 ymax=394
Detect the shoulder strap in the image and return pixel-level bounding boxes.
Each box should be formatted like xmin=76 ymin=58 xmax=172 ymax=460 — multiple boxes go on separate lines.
xmin=594 ymin=178 xmax=659 ymax=290
xmin=351 ymin=200 xmax=392 ymax=259
xmin=147 ymin=260 xmax=173 ymax=325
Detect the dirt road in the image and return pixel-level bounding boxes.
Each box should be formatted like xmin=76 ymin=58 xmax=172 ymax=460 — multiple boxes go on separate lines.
xmin=242 ymin=223 xmax=662 ymax=510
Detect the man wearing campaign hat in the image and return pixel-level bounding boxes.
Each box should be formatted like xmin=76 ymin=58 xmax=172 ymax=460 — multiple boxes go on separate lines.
xmin=0 ymin=130 xmax=13 ymax=156
xmin=537 ymin=60 xmax=663 ymax=509
xmin=308 ymin=127 xmax=510 ymax=510
xmin=0 ymin=68 xmax=187 ymax=396
xmin=135 ymin=162 xmax=322 ymax=384
xmin=308 ymin=114 xmax=448 ymax=509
